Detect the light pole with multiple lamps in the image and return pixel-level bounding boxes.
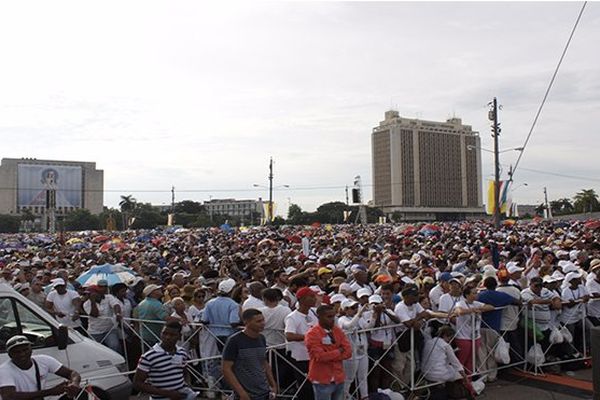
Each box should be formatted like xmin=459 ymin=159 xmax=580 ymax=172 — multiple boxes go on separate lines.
xmin=253 ymin=157 xmax=289 ymax=224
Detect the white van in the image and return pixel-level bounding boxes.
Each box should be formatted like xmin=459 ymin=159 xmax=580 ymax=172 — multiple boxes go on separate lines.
xmin=0 ymin=283 xmax=132 ymax=399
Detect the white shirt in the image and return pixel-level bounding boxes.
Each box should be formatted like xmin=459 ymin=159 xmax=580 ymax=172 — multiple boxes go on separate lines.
xmin=284 ymin=309 xmax=317 ymax=361
xmin=0 ymin=355 xmax=62 ymax=393
xmin=242 ymin=295 xmax=265 ymax=312
xmin=83 ymin=295 xmax=118 ymax=334
xmin=455 ymin=300 xmax=484 ymax=340
xmin=260 ymin=304 xmax=292 ymax=347
xmin=428 ymin=285 xmax=445 ymax=312
xmin=438 ymin=293 xmax=463 ymax=314
xmin=395 ymin=301 xmax=425 ymax=332
xmin=421 ymin=338 xmax=464 ymax=382
xmin=521 ymin=287 xmax=557 ymax=331
xmin=282 ymin=288 xmax=297 ymax=309
xmin=364 ymin=308 xmax=395 ymax=345
xmin=337 ymin=313 xmax=372 ymax=358
xmin=586 ymin=278 xmax=600 ymax=318
xmin=46 ymin=289 xmax=81 ymax=328
xmin=497 ymin=285 xmax=521 ymax=331
xmin=560 ymin=285 xmax=588 ymax=324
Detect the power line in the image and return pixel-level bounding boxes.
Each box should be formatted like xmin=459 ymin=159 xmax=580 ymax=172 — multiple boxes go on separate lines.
xmin=511 ymin=1 xmax=587 ymax=180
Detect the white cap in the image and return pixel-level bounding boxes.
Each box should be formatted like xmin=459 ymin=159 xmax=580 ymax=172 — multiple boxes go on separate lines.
xmin=506 ymin=263 xmax=524 ymax=274
xmin=309 ymin=285 xmax=325 ymax=295
xmin=51 ymin=278 xmax=66 ymax=287
xmin=218 ymin=278 xmax=236 ymax=294
xmin=551 ymin=270 xmax=565 ymax=280
xmin=339 ymin=283 xmax=352 ymax=293
xmin=368 ymin=294 xmax=383 ymax=304
xmin=356 ymin=288 xmax=372 ymax=298
xmin=569 ymin=250 xmax=580 ymax=261
xmin=341 ymin=299 xmax=359 ymax=309
xmin=143 ymin=284 xmax=163 ymax=297
xmin=565 ymin=271 xmax=582 ymax=283
xmin=329 ymin=294 xmax=346 ymax=304
xmin=284 ymin=267 xmax=297 ymax=275
xmin=542 ymin=275 xmax=557 ymax=284
xmin=562 ymin=262 xmax=578 ymax=274
xmin=401 ymin=276 xmax=415 ymax=284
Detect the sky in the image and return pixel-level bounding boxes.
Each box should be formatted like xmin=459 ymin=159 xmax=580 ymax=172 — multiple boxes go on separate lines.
xmin=0 ymin=1 xmax=598 ymax=214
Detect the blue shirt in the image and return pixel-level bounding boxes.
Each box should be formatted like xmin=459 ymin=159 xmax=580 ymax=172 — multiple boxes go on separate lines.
xmin=202 ymin=295 xmax=240 ymax=337
xmin=134 ymin=297 xmax=169 ymax=344
xmin=477 ymin=290 xmax=515 ymax=332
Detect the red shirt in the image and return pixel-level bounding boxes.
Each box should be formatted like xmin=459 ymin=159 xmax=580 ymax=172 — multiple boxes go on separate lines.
xmin=304 ymin=323 xmax=352 ymax=384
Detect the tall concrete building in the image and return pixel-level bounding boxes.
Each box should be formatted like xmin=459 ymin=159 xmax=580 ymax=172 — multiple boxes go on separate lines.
xmin=0 ymin=158 xmax=104 ymax=216
xmin=372 ymin=111 xmax=483 ymax=221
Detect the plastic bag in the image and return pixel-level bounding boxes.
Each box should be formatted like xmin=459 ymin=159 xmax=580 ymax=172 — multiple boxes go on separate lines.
xmin=494 ymin=337 xmax=510 ymax=364
xmin=471 ymin=376 xmax=486 ymax=395
xmin=526 ymin=343 xmax=545 ymax=365
xmin=560 ymin=325 xmax=573 ymax=343
xmin=549 ymin=327 xmax=564 ymax=344
xmin=378 ymin=388 xmax=404 ymax=400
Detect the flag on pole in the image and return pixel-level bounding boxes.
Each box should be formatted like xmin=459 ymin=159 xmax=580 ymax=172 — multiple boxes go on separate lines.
xmin=486 ymin=180 xmax=512 ymax=215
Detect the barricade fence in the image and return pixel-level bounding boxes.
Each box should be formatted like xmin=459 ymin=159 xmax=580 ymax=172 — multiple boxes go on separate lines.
xmin=70 ymin=299 xmax=596 ymax=398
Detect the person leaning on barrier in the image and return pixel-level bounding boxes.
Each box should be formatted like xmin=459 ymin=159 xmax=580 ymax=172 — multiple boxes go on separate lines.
xmin=134 ymin=284 xmax=171 ymax=348
xmin=520 ymin=277 xmax=562 ymax=354
xmin=0 ymin=335 xmax=81 ymax=400
xmin=585 ymin=260 xmax=600 ymax=326
xmin=222 ymin=308 xmax=278 ymax=400
xmin=134 ymin=321 xmax=198 ymax=400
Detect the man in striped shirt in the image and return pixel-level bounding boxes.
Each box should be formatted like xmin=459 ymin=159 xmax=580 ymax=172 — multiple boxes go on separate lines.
xmin=134 ymin=321 xmax=198 ymax=400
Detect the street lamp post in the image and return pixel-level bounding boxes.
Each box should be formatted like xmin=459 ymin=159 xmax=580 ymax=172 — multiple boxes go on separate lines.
xmin=254 ymin=158 xmax=288 ymax=224
xmin=490 ymin=98 xmax=501 ymax=230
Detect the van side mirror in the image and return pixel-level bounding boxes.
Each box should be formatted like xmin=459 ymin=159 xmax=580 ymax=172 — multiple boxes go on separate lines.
xmin=56 ymin=325 xmax=68 ymax=350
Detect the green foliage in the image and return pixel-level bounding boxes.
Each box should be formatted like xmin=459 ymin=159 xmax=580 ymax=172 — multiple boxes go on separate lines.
xmin=99 ymin=208 xmax=123 ymax=230
xmin=119 ymin=195 xmax=137 ymax=212
xmin=573 ymin=189 xmax=600 ymax=213
xmin=174 ymin=200 xmax=205 ymax=214
xmin=63 ymin=209 xmax=100 ymax=231
xmin=0 ymin=214 xmax=21 ymax=233
xmin=130 ymin=202 xmax=166 ymax=229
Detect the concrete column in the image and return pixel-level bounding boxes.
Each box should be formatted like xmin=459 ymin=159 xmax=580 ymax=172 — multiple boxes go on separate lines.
xmin=390 ymin=127 xmax=403 ymax=206
xmin=412 ymin=129 xmax=420 ymax=206
xmin=460 ymin=135 xmax=468 ymax=207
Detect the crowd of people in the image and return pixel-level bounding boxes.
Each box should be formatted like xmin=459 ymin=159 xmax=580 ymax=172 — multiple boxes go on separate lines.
xmin=1 ymin=218 xmax=600 ymax=399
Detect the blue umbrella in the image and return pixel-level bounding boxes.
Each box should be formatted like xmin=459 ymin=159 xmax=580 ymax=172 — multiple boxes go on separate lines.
xmin=77 ymin=263 xmax=137 ymax=287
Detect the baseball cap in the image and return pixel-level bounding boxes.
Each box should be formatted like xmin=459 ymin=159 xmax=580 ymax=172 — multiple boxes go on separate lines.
xmin=356 ymin=288 xmax=372 ymax=298
xmin=439 ymin=272 xmax=453 ymax=282
xmin=6 ymin=335 xmax=32 ymax=352
xmin=296 ymin=287 xmax=317 ymax=300
xmin=506 ymin=263 xmax=524 ymax=274
xmin=329 ymin=294 xmax=346 ymax=304
xmin=318 ymin=267 xmax=333 ymax=276
xmin=51 ymin=278 xmax=66 ymax=287
xmin=565 ymin=271 xmax=582 ymax=283
xmin=143 ymin=284 xmax=163 ymax=297
xmin=368 ymin=294 xmax=383 ymax=304
xmin=341 ymin=299 xmax=359 ymax=309
xmin=218 ymin=278 xmax=236 ymax=294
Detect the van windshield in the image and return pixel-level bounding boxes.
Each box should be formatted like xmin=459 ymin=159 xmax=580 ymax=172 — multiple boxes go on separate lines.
xmin=0 ymin=298 xmax=55 ymax=351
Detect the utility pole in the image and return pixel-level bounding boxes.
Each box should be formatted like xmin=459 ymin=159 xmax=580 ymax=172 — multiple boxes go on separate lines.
xmin=345 ymin=185 xmax=349 ymax=205
xmin=490 ymin=97 xmax=501 ymax=230
xmin=544 ymin=187 xmax=553 ymax=219
xmin=268 ymin=157 xmax=273 ymax=224
xmin=171 ymin=186 xmax=175 ymax=210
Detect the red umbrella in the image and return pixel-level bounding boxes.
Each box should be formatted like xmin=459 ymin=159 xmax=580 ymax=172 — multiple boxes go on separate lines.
xmin=93 ymin=235 xmax=110 ymax=243
xmin=287 ymin=235 xmax=302 ymax=244
xmin=585 ymin=220 xmax=600 ymax=230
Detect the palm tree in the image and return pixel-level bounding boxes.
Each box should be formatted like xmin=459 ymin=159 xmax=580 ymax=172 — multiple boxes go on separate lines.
xmin=573 ymin=189 xmax=600 ymax=213
xmin=119 ymin=195 xmax=137 ymax=229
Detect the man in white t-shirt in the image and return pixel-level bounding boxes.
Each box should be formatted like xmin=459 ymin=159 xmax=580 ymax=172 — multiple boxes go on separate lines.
xmin=83 ymin=280 xmax=121 ymax=353
xmin=242 ymin=282 xmax=266 ymax=311
xmin=284 ymin=287 xmax=317 ymax=400
xmin=586 ymin=263 xmax=600 ymax=326
xmin=0 ymin=336 xmax=81 ymax=399
xmin=45 ymin=279 xmax=83 ymax=332
xmin=561 ymin=272 xmax=589 ymax=354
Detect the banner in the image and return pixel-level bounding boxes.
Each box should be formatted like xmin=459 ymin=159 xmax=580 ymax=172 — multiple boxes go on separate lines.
xmin=18 ymin=164 xmax=82 ymax=208
xmin=486 ymin=180 xmax=512 ymax=215
xmin=262 ymin=201 xmax=277 ymax=222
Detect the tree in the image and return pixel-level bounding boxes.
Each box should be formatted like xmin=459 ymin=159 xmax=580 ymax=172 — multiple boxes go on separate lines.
xmin=573 ymin=189 xmax=600 ymax=213
xmin=99 ymin=207 xmax=123 ymax=230
xmin=534 ymin=203 xmax=546 ymax=216
xmin=130 ymin=203 xmax=165 ymax=229
xmin=63 ymin=209 xmax=100 ymax=231
xmin=0 ymin=214 xmax=21 ymax=233
xmin=174 ymin=200 xmax=205 ymax=214
xmin=119 ymin=195 xmax=137 ymax=229
xmin=287 ymin=203 xmax=306 ymax=225
xmin=315 ymin=201 xmax=348 ymax=224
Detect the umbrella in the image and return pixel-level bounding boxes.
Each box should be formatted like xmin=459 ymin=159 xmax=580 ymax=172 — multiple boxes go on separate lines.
xmin=66 ymin=238 xmax=83 ymax=245
xmin=99 ymin=241 xmax=128 ymax=252
xmin=585 ymin=220 xmax=600 ymax=230
xmin=77 ymin=263 xmax=137 ymax=287
xmin=92 ymin=235 xmax=110 ymax=243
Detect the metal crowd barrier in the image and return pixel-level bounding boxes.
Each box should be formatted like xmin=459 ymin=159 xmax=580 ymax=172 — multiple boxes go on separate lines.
xmin=70 ymin=299 xmax=596 ymax=399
